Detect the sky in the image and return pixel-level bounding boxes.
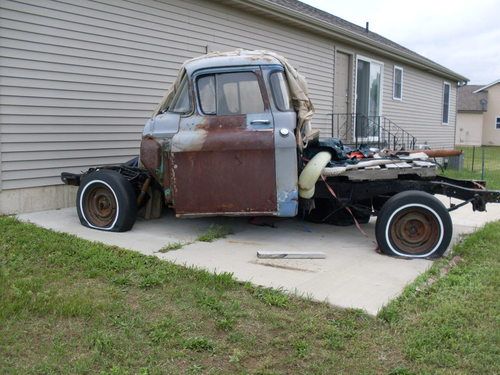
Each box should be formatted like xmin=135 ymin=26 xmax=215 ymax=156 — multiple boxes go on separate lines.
xmin=301 ymin=0 xmax=500 ymax=84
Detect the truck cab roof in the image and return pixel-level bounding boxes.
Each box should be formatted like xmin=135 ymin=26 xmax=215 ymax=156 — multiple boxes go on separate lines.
xmin=184 ymin=50 xmax=282 ymax=75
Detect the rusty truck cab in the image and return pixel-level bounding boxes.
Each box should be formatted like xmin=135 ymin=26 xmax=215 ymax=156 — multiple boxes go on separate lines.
xmin=62 ymin=51 xmax=500 ymax=258
xmin=141 ymin=53 xmax=298 ymax=218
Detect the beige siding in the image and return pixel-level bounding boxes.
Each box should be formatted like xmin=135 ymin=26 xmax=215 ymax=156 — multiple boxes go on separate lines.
xmin=0 ymin=0 xmax=335 ymax=190
xmin=381 ymin=62 xmax=457 ymax=149
xmin=481 ymin=84 xmax=500 ymax=146
xmin=0 ymin=0 xmax=460 ymax=197
xmin=456 ymin=113 xmax=483 ymax=146
xmin=330 ymin=42 xmax=458 ymax=149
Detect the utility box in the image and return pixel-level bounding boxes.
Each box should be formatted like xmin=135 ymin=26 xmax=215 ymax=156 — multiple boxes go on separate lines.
xmin=447 ymin=153 xmax=464 ymax=170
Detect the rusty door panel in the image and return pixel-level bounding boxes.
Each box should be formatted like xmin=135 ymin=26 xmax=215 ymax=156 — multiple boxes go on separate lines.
xmin=171 ymin=67 xmax=277 ymax=216
xmin=172 ymin=147 xmax=276 ymax=215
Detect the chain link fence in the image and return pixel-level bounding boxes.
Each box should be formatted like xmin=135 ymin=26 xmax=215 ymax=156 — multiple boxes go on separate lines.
xmin=443 ymin=146 xmax=500 ymax=190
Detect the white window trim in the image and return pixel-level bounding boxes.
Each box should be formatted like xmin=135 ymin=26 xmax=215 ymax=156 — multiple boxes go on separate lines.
xmin=442 ymin=82 xmax=451 ymax=125
xmin=393 ymin=66 xmax=403 ymax=101
xmin=495 ymin=116 xmax=500 ymax=130
xmin=354 ymin=55 xmax=385 ymax=143
xmin=354 ymin=54 xmax=385 ymax=116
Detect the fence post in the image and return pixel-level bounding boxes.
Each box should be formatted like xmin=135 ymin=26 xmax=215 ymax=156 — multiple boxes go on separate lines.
xmin=471 ymin=146 xmax=475 ymax=172
xmin=481 ymin=146 xmax=485 ymax=180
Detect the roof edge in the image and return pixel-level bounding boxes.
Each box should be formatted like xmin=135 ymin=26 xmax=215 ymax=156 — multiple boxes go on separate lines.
xmin=237 ymin=0 xmax=468 ymax=82
xmin=473 ymin=79 xmax=500 ymax=93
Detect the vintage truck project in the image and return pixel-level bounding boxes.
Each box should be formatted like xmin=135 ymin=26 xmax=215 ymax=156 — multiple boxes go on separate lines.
xmin=62 ymin=50 xmax=500 ymax=259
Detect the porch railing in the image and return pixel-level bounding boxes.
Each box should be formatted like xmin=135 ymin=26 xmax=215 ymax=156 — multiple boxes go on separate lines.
xmin=329 ymin=113 xmax=417 ymax=150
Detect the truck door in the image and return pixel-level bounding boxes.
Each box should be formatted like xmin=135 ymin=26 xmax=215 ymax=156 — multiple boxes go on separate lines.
xmin=171 ymin=67 xmax=277 ymax=216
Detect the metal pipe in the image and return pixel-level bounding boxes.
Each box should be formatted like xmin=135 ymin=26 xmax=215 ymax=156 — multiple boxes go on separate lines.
xmin=137 ymin=176 xmax=152 ymax=206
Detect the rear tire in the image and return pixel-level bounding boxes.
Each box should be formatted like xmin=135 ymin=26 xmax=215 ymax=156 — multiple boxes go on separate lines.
xmin=77 ymin=170 xmax=137 ymax=232
xmin=375 ymin=191 xmax=452 ymax=258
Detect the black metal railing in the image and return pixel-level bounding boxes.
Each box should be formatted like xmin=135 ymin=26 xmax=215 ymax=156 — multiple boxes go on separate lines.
xmin=329 ymin=113 xmax=417 ymax=150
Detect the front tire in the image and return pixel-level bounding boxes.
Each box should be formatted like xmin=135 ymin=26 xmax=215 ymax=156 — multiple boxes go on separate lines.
xmin=375 ymin=191 xmax=452 ymax=258
xmin=77 ymin=170 xmax=137 ymax=232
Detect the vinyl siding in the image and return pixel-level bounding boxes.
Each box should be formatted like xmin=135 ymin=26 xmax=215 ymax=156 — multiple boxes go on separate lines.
xmin=330 ymin=42 xmax=457 ymax=149
xmin=381 ymin=62 xmax=457 ymax=149
xmin=0 ymin=0 xmax=335 ymax=190
xmin=0 ymin=0 xmax=458 ymax=194
xmin=481 ymin=84 xmax=500 ymax=146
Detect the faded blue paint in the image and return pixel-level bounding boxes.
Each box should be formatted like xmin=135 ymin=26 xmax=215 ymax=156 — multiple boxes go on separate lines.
xmin=277 ymin=189 xmax=299 ymax=217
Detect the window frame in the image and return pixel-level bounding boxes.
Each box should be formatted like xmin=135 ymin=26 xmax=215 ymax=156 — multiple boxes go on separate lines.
xmin=269 ymin=70 xmax=293 ymax=112
xmin=168 ymin=77 xmax=193 ymax=115
xmin=196 ymin=74 xmax=217 ymax=115
xmin=393 ymin=66 xmax=403 ymax=101
xmin=442 ymin=82 xmax=451 ymax=125
xmin=195 ymin=69 xmax=266 ymax=116
xmin=495 ymin=116 xmax=500 ymax=130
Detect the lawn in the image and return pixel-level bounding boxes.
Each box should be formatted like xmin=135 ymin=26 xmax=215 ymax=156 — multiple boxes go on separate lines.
xmin=441 ymin=145 xmax=500 ymax=190
xmin=1 ymin=216 xmax=499 ymax=374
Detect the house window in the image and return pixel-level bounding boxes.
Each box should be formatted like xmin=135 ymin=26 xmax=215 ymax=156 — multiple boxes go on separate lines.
xmin=393 ymin=66 xmax=403 ymax=100
xmin=496 ymin=116 xmax=500 ymax=130
xmin=442 ymin=82 xmax=451 ymax=124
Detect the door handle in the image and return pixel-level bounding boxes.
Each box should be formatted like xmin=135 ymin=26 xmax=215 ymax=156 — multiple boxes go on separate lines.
xmin=250 ymin=119 xmax=270 ymax=125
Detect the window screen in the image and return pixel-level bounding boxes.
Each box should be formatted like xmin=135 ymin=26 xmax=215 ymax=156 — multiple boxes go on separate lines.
xmin=393 ymin=67 xmax=403 ymax=100
xmin=442 ymin=83 xmax=450 ymax=124
xmin=270 ymin=71 xmax=292 ymax=111
xmin=197 ymin=71 xmax=265 ymax=115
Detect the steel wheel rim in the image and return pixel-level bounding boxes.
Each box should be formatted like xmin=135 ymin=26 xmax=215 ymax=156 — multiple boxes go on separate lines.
xmin=389 ymin=207 xmax=440 ymax=255
xmin=83 ymin=184 xmax=117 ymax=228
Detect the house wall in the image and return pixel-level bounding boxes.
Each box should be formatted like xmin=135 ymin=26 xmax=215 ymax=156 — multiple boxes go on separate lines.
xmin=481 ymin=84 xmax=500 ymax=146
xmin=0 ymin=0 xmax=335 ymax=213
xmin=381 ymin=63 xmax=457 ymax=149
xmin=455 ymin=112 xmax=483 ymax=146
xmin=330 ymin=43 xmax=457 ymax=149
xmin=0 ymin=0 xmax=460 ymax=214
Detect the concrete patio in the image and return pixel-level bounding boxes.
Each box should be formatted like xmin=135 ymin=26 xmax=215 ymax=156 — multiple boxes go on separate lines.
xmin=17 ymin=196 xmax=499 ymax=315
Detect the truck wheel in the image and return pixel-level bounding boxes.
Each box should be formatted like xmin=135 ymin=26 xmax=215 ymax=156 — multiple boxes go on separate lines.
xmin=375 ymin=191 xmax=452 ymax=258
xmin=77 ymin=170 xmax=137 ymax=232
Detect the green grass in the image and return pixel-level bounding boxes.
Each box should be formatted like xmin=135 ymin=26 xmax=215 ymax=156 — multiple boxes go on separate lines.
xmin=196 ymin=224 xmax=233 ymax=242
xmin=1 ymin=216 xmax=499 ymax=374
xmin=158 ymin=241 xmax=186 ymax=253
xmin=441 ymin=146 xmax=500 ymax=189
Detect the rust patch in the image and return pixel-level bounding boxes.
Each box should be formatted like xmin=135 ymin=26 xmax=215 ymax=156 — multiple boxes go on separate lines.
xmin=163 ymin=151 xmax=173 ymax=204
xmin=196 ymin=115 xmax=246 ymax=131
xmin=140 ymin=136 xmax=161 ymax=175
xmin=172 ymin=149 xmax=277 ymax=214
